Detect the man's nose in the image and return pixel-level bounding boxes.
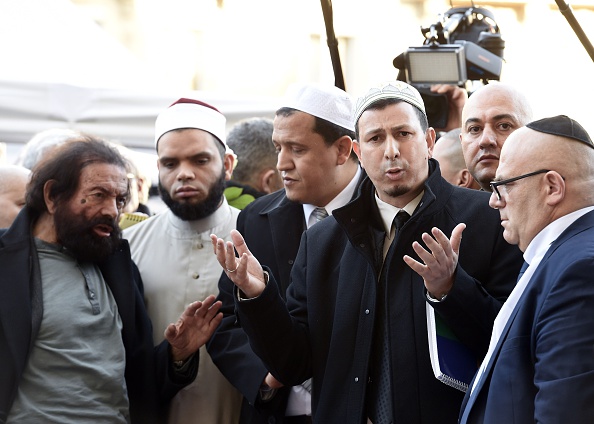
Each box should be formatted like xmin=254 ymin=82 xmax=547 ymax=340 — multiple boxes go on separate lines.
xmin=176 ymin=163 xmax=196 ymax=181
xmin=478 ymin=126 xmax=497 ymax=148
xmin=385 ymin=137 xmax=400 ymax=160
xmin=276 ymin=148 xmax=293 ymax=172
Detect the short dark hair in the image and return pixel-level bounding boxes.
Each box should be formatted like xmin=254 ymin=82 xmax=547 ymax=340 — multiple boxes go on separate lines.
xmin=276 ymin=107 xmax=358 ymax=162
xmin=26 ymin=135 xmax=129 ymax=217
xmin=355 ymin=98 xmax=428 ymax=141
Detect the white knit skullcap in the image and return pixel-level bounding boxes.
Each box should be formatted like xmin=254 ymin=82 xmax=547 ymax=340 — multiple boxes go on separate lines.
xmin=281 ymin=83 xmax=355 ymax=132
xmin=154 ymin=98 xmax=227 ymax=148
xmin=354 ymin=81 xmax=426 ymax=125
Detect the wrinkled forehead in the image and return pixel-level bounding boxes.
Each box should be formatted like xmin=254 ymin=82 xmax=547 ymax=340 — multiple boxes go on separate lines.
xmin=78 ymin=163 xmax=129 ymax=193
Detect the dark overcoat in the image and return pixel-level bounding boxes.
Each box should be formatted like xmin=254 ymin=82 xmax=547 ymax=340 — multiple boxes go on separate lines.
xmin=236 ymin=160 xmax=523 ymax=424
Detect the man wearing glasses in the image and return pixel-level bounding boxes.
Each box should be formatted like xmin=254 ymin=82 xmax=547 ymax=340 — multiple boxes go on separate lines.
xmin=460 ymin=82 xmax=533 ymax=191
xmin=460 ymin=115 xmax=594 ymax=423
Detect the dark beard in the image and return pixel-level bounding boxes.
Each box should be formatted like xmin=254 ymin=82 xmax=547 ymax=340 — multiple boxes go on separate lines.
xmin=54 ymin=204 xmax=122 ymax=263
xmin=159 ymin=170 xmax=226 ymax=221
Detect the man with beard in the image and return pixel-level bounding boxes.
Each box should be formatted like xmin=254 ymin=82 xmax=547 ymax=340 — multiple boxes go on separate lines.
xmin=0 ymin=136 xmax=223 ymax=423
xmin=211 ymin=81 xmax=523 ymax=423
xmin=123 ymin=98 xmax=243 ymax=424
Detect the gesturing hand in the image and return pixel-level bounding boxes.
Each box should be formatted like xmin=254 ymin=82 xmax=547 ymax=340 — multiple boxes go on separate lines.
xmin=210 ymin=229 xmax=267 ymax=299
xmin=165 ymin=295 xmax=222 ymax=362
xmin=403 ymin=223 xmax=466 ymax=299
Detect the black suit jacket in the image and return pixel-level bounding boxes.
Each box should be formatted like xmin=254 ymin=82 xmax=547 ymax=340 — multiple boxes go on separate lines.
xmin=0 ymin=208 xmax=197 ymax=424
xmin=207 ymin=170 xmax=365 ymax=423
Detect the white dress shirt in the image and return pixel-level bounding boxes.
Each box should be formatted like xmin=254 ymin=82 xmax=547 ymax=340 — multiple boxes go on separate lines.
xmin=471 ymin=206 xmax=594 ymax=394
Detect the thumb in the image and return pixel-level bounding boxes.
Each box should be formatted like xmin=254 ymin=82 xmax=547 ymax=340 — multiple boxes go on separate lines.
xmin=450 ymin=223 xmax=466 ymax=254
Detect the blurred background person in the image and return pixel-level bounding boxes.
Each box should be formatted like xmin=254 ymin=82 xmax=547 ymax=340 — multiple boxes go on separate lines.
xmin=0 ymin=164 xmax=30 ymax=228
xmin=433 ymin=128 xmax=480 ymax=190
xmin=15 ymin=128 xmax=82 ymax=170
xmin=117 ymin=147 xmax=153 ymax=229
xmin=224 ymin=117 xmax=283 ymax=209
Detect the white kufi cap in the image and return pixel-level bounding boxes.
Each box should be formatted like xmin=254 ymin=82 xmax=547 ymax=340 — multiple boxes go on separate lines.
xmin=281 ymin=83 xmax=355 ymax=132
xmin=154 ymin=98 xmax=227 ymax=148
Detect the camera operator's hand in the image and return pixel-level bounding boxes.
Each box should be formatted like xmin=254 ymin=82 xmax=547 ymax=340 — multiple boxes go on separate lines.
xmin=431 ymin=84 xmax=467 ymax=132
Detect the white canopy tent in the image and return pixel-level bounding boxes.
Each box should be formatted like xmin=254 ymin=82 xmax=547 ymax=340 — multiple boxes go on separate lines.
xmin=0 ymin=78 xmax=278 ymax=149
xmin=0 ymin=0 xmax=278 ymax=164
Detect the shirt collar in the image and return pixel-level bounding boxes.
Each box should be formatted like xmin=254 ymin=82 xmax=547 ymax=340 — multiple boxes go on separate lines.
xmin=303 ymin=166 xmax=362 ymax=229
xmin=376 ymin=190 xmax=423 ymax=236
xmin=523 ymin=206 xmax=594 ymax=266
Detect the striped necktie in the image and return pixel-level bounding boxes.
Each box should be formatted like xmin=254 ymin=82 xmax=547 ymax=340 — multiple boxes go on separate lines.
xmin=311 ymin=207 xmax=329 ymax=222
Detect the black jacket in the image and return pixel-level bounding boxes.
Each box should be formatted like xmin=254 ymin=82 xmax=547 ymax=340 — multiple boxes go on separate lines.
xmin=235 ymin=160 xmax=523 ymax=424
xmin=0 ymin=208 xmax=198 ymax=423
xmin=208 ymin=170 xmax=366 ymax=423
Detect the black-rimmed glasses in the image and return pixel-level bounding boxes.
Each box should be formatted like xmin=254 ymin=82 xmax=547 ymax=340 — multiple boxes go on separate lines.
xmin=490 ymin=169 xmax=550 ymax=201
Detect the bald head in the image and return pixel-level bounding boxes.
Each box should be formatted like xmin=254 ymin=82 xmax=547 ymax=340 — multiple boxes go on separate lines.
xmin=491 ymin=119 xmax=594 ymax=251
xmin=460 ymin=82 xmax=533 ymax=191
xmin=502 ymin=127 xmax=594 ymax=200
xmin=433 ymin=128 xmax=480 ymax=189
xmin=0 ymin=165 xmax=31 ymax=228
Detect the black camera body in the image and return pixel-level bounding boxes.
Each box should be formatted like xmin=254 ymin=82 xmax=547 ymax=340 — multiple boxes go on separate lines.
xmin=393 ymin=6 xmax=505 ymax=128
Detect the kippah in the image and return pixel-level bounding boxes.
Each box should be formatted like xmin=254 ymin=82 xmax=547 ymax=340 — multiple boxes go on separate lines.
xmin=526 ymin=115 xmax=593 ymax=149
xmin=155 ymin=98 xmax=227 ymax=148
xmin=281 ymin=83 xmax=354 ymax=132
xmin=354 ymin=81 xmax=426 ymax=125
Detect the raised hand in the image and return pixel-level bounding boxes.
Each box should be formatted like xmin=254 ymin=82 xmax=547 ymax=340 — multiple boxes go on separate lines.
xmin=165 ymin=294 xmax=223 ymax=362
xmin=210 ymin=229 xmax=267 ymax=299
xmin=403 ymin=223 xmax=466 ymax=300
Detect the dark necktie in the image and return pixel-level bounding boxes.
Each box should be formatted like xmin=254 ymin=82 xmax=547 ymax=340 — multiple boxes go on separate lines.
xmin=517 ymin=260 xmax=529 ymax=282
xmin=368 ymin=210 xmax=410 ymax=423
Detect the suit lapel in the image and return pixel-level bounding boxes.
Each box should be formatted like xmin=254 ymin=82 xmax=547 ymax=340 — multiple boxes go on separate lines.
xmin=266 ymin=198 xmax=305 ymax=295
xmin=463 ymin=210 xmax=594 ymax=422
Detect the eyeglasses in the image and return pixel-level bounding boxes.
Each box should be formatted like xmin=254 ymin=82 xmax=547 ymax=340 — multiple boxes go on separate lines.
xmin=490 ymin=169 xmax=550 ymax=201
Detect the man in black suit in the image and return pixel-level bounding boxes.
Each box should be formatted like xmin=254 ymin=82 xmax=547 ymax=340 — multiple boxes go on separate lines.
xmin=207 ymin=82 xmax=363 ymax=423
xmin=211 ymin=81 xmax=523 ymax=423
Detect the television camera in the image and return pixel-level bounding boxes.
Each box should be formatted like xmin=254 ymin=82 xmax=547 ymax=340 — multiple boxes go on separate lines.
xmin=393 ymin=6 xmax=505 ymax=129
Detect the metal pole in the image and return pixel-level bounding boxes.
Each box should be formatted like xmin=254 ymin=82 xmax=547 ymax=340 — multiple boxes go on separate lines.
xmin=555 ymin=0 xmax=594 ymax=62
xmin=320 ymin=0 xmax=346 ymax=90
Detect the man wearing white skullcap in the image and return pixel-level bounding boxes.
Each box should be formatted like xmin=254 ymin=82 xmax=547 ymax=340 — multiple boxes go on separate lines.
xmin=212 ymin=80 xmax=523 ymax=423
xmin=124 ymin=98 xmax=243 ymax=424
xmin=207 ymin=82 xmax=365 ymax=424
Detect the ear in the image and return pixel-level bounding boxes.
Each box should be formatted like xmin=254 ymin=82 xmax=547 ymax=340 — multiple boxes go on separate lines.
xmin=544 ymin=171 xmax=565 ymax=206
xmin=352 ymin=140 xmax=362 ymax=164
xmin=425 ymin=128 xmax=436 ymax=158
xmin=458 ymin=169 xmax=475 ymax=188
xmin=223 ymin=152 xmax=235 ymax=181
xmin=335 ymin=135 xmax=353 ymax=166
xmin=43 ymin=180 xmax=57 ymax=215
xmin=259 ymin=168 xmax=281 ymax=194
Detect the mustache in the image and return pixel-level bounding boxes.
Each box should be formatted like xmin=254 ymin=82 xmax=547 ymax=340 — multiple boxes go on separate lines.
xmin=87 ymin=215 xmax=118 ymax=230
